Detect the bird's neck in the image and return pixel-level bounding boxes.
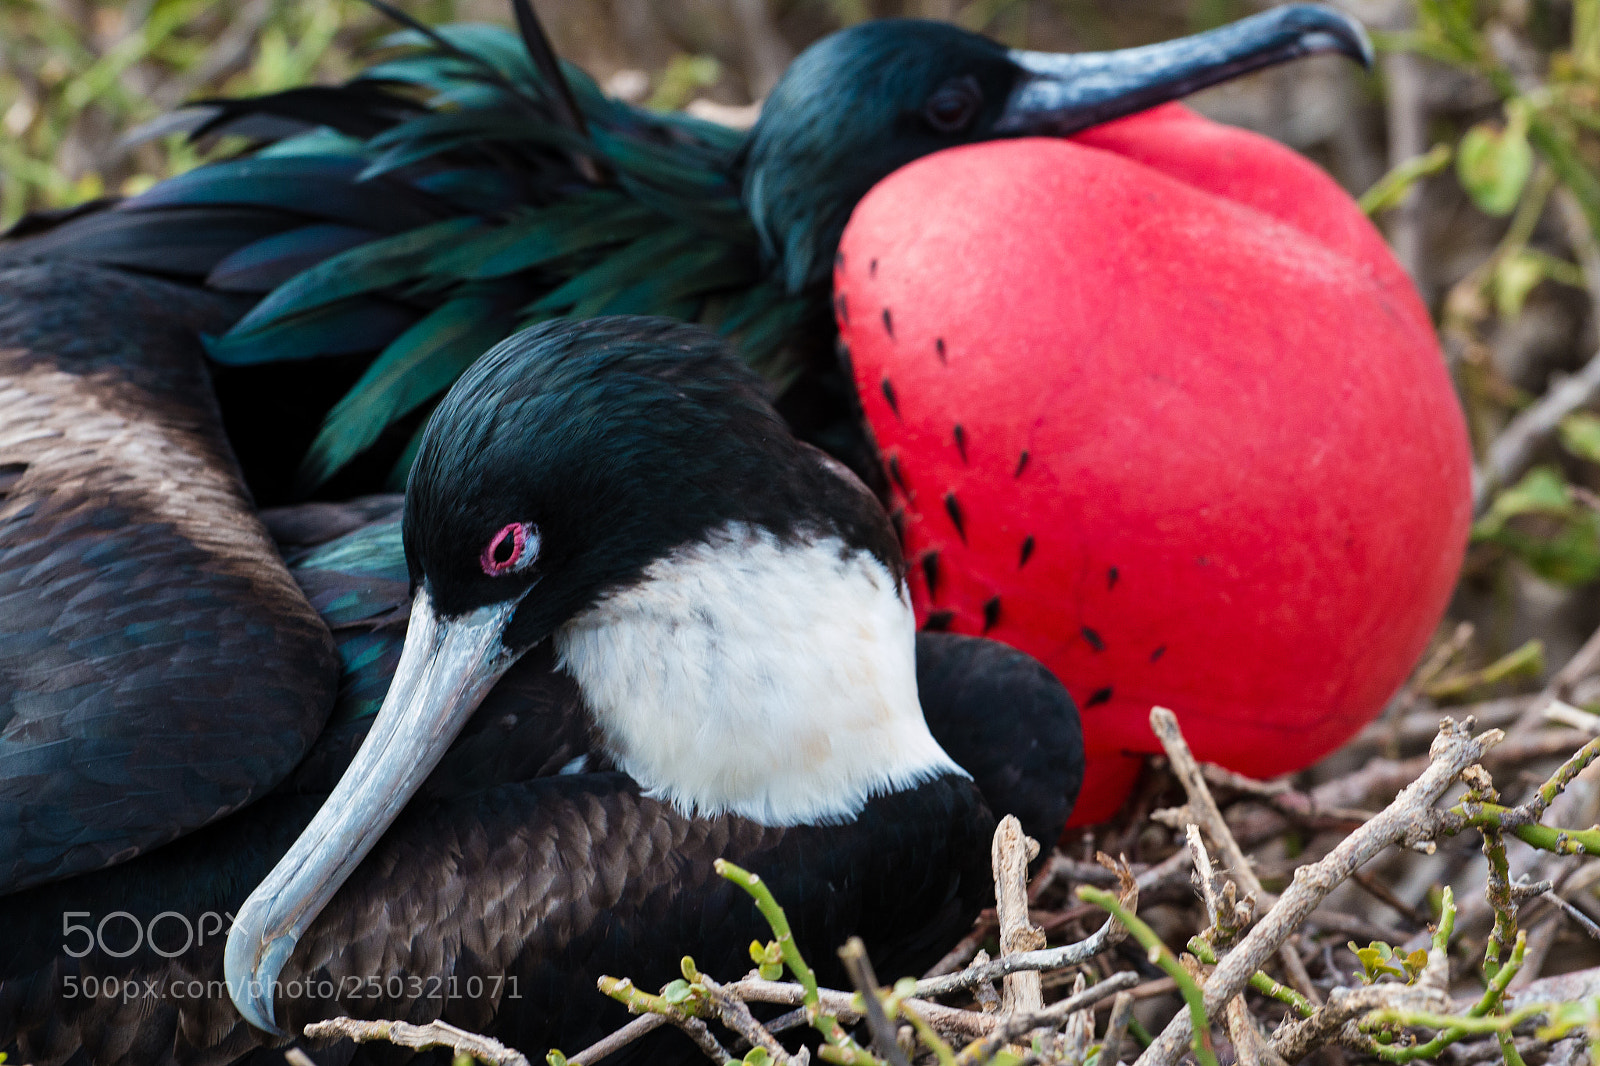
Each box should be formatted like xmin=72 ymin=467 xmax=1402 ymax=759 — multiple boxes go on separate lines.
xmin=553 ymin=522 xmax=964 ymax=826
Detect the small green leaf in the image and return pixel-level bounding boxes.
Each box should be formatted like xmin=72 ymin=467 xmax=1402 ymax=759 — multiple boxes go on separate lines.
xmin=1458 ymin=113 xmax=1534 ymax=216
xmin=1561 ymin=412 xmax=1600 ymax=463
xmin=1424 ymin=640 xmax=1546 ymax=700
xmin=1350 ymin=941 xmax=1408 ymax=983
xmin=743 ymin=1048 xmax=771 ymax=1066
xmin=1359 ymin=143 xmax=1453 ymax=216
xmin=749 ymin=938 xmax=784 ymax=979
xmin=1473 ymin=468 xmax=1600 ymax=585
xmin=1482 ymin=467 xmax=1574 ymax=527
xmin=647 ymin=53 xmax=722 ymax=112
xmin=1494 ymin=251 xmax=1547 ymax=318
xmin=1402 ymin=949 xmax=1430 ymax=981
xmin=660 ymin=979 xmax=693 ymax=1005
xmin=545 ymin=1053 xmax=567 ymax=1066
xmin=984 ymin=1053 xmax=1029 ymax=1066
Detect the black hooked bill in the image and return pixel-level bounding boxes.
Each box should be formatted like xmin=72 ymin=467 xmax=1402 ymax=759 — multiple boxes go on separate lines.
xmin=996 ymin=4 xmax=1372 ymax=137
xmin=225 ymin=589 xmax=527 ymax=1033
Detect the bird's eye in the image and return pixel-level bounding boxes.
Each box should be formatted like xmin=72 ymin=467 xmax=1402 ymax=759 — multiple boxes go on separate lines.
xmin=923 ymin=77 xmax=982 ymax=134
xmin=480 ymin=521 xmax=539 ymax=577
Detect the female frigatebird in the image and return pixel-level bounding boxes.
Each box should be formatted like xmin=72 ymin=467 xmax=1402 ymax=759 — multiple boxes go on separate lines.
xmin=0 ymin=317 xmax=1083 ymax=1065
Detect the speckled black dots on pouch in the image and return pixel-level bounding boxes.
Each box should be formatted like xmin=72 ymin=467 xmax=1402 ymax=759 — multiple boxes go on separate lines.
xmin=935 ymin=337 xmax=947 ymax=364
xmin=953 ymin=424 xmax=967 ymax=464
xmin=1014 ymin=450 xmax=1030 ymax=478
xmin=1019 ymin=535 xmax=1035 ymax=568
xmin=920 ymin=551 xmax=940 ymax=599
xmin=943 ymin=492 xmax=965 ymax=543
xmin=1085 ymin=687 xmax=1113 ymax=708
xmin=834 ymin=292 xmax=849 ymax=325
xmin=881 ymin=378 xmax=899 ymax=417
xmin=1081 ymin=626 xmax=1104 ymax=652
xmin=982 ymin=596 xmax=1001 ymax=634
xmin=869 ymin=258 xmax=878 ymax=278
xmin=1150 ymin=644 xmax=1167 ymax=663
xmin=923 ymin=610 xmax=955 ymax=632
xmin=882 ymin=307 xmax=895 ymax=339
xmin=1108 ymin=567 xmax=1119 ymax=590
xmin=887 ymin=454 xmax=907 ymax=493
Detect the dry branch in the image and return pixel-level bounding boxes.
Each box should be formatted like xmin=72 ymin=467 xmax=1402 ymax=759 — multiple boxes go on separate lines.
xmin=303 ymin=1017 xmax=533 ymax=1066
xmin=566 ymin=1015 xmax=667 ymax=1066
xmin=836 ymin=938 xmax=908 ymax=1066
xmin=991 ymin=815 xmax=1044 ymax=1018
xmin=1153 ymin=707 xmax=1320 ymax=1002
xmin=1134 ymin=717 xmax=1503 ymax=1066
xmin=1101 ymin=991 xmax=1136 ymax=1066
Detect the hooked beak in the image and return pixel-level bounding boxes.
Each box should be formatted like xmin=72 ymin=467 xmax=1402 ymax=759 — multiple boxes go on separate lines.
xmin=996 ymin=3 xmax=1372 ymax=137
xmin=224 ymin=589 xmax=525 ymax=1033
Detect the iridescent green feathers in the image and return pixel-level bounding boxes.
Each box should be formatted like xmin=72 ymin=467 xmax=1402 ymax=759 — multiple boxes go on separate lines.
xmin=94 ymin=16 xmax=812 ymax=490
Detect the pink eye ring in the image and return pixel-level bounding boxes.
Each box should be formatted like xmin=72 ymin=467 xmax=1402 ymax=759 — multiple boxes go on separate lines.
xmin=481 ymin=521 xmax=538 ymax=576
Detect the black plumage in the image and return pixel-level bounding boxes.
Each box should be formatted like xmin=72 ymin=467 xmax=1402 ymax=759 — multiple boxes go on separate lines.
xmin=0 ymin=316 xmax=1082 ymax=1066
xmin=0 ymin=775 xmax=992 ymax=1066
xmin=0 ymin=4 xmax=1362 ymax=1056
xmin=0 ymin=263 xmax=336 ymax=894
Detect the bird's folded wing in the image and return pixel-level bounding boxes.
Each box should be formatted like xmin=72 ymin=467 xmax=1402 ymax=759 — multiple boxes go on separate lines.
xmin=913 ymin=631 xmax=1085 ymax=851
xmin=0 ymin=773 xmax=992 ymax=1066
xmin=0 ymin=263 xmax=339 ymax=895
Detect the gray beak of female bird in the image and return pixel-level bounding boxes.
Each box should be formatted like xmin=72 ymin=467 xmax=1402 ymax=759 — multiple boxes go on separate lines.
xmin=226 ymin=589 xmax=527 ymax=1034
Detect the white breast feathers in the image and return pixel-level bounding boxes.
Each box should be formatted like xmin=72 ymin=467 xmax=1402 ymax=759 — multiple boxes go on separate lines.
xmin=553 ymin=522 xmax=965 ymax=826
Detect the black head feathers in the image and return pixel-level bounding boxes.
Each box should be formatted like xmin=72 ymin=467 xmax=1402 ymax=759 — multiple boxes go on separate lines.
xmin=404 ymin=316 xmax=900 ymax=648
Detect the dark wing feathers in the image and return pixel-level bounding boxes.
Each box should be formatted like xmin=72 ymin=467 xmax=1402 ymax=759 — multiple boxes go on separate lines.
xmin=0 ymin=207 xmax=298 ymax=278
xmin=0 ymin=17 xmax=793 ymax=491
xmin=207 ymin=224 xmax=384 ymax=294
xmin=184 ymin=83 xmax=425 ymax=142
xmin=121 ymin=156 xmax=451 ymax=233
xmin=914 ymin=631 xmax=1084 ymax=852
xmin=202 ymin=298 xmax=421 ymax=366
xmin=0 ymin=263 xmax=338 ymax=895
xmin=0 ymin=486 xmax=1074 ymax=1065
xmin=227 ymin=217 xmax=485 ymax=335
xmin=299 ymin=293 xmax=514 ymax=493
xmin=0 ymin=774 xmax=992 ymax=1066
xmin=507 ymin=0 xmax=590 ymax=141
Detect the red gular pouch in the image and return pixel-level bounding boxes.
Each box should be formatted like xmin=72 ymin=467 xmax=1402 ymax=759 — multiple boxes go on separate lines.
xmin=836 ymin=103 xmax=1471 ymax=825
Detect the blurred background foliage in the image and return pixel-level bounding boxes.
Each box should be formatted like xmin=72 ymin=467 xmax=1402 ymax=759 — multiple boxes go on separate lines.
xmin=11 ymin=0 xmax=1600 ymax=699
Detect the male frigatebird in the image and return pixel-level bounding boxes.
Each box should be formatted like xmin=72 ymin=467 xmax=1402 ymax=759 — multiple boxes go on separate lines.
xmin=0 ymin=2 xmax=1377 ymax=827
xmin=0 ymin=4 xmax=1371 ymax=502
xmin=0 ymin=316 xmax=1083 ymax=1065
